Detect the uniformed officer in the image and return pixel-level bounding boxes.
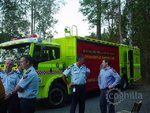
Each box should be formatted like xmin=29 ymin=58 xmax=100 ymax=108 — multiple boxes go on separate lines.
xmin=13 ymin=55 xmax=39 ymax=113
xmin=62 ymin=55 xmax=90 ymax=113
xmin=0 ymin=58 xmax=20 ymax=113
xmin=98 ymin=59 xmax=121 ymax=113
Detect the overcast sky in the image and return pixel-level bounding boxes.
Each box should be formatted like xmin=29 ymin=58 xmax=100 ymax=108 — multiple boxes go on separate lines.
xmin=54 ymin=0 xmax=95 ymax=38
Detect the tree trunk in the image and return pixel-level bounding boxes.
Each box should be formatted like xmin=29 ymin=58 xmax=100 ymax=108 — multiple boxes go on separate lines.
xmin=97 ymin=16 xmax=101 ymax=40
xmin=96 ymin=0 xmax=101 ymax=40
xmin=118 ymin=0 xmax=122 ymax=43
xmin=31 ymin=0 xmax=34 ymax=34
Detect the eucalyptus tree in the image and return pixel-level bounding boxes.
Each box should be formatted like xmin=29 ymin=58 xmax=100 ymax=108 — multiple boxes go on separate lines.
xmin=30 ymin=0 xmax=65 ymax=37
xmin=0 ymin=0 xmax=65 ymax=42
xmin=79 ymin=0 xmax=124 ymax=42
xmin=122 ymin=0 xmax=150 ymax=80
xmin=80 ymin=0 xmax=102 ymax=39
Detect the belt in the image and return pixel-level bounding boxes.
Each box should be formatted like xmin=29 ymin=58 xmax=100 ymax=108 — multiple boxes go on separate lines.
xmin=0 ymin=93 xmax=5 ymax=99
xmin=101 ymin=87 xmax=109 ymax=90
xmin=20 ymin=97 xmax=36 ymax=100
xmin=72 ymin=84 xmax=86 ymax=88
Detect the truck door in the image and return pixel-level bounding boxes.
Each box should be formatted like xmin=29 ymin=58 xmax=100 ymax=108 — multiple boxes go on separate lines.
xmin=128 ymin=50 xmax=134 ymax=78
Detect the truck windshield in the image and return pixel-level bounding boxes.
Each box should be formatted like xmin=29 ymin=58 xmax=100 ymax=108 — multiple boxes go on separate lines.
xmin=0 ymin=43 xmax=30 ymax=63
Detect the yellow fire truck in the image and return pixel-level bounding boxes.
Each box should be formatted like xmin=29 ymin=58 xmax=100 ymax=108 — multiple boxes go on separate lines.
xmin=0 ymin=28 xmax=141 ymax=107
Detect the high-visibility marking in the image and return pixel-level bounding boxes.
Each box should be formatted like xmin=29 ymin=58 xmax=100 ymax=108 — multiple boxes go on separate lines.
xmin=37 ymin=70 xmax=62 ymax=75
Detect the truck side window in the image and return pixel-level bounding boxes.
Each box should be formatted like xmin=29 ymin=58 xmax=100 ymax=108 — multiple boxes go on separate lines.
xmin=33 ymin=45 xmax=60 ymax=63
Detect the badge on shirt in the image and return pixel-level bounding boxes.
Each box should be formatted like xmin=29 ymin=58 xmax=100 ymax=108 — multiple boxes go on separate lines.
xmin=23 ymin=74 xmax=28 ymax=79
xmin=73 ymin=67 xmax=78 ymax=71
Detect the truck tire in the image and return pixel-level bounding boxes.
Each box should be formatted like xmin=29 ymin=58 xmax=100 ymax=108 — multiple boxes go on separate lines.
xmin=47 ymin=84 xmax=67 ymax=108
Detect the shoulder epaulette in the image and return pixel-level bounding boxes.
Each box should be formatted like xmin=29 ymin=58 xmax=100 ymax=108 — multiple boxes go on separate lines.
xmin=67 ymin=64 xmax=74 ymax=70
xmin=25 ymin=70 xmax=31 ymax=74
xmin=10 ymin=70 xmax=15 ymax=74
xmin=71 ymin=64 xmax=74 ymax=67
xmin=14 ymin=70 xmax=19 ymax=74
xmin=82 ymin=64 xmax=85 ymax=66
xmin=110 ymin=67 xmax=116 ymax=73
xmin=82 ymin=64 xmax=86 ymax=67
xmin=0 ymin=70 xmax=4 ymax=74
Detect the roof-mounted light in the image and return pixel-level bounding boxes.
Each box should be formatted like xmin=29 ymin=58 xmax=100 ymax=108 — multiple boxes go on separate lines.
xmin=25 ymin=33 xmax=37 ymax=38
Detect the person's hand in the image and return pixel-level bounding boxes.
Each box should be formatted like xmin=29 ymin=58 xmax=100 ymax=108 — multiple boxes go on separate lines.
xmin=108 ymin=85 xmax=113 ymax=89
xmin=4 ymin=93 xmax=11 ymax=100
xmin=86 ymin=72 xmax=90 ymax=77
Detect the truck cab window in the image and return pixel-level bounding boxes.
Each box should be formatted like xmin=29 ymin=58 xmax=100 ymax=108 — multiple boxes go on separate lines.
xmin=33 ymin=45 xmax=60 ymax=63
xmin=0 ymin=43 xmax=30 ymax=63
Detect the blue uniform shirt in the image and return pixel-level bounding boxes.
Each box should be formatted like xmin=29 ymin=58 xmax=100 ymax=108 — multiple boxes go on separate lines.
xmin=16 ymin=69 xmax=23 ymax=79
xmin=18 ymin=66 xmax=39 ymax=99
xmin=0 ymin=70 xmax=19 ymax=94
xmin=63 ymin=63 xmax=90 ymax=85
xmin=98 ymin=66 xmax=121 ymax=89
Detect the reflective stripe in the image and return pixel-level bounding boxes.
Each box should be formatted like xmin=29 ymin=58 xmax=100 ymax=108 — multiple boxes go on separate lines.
xmin=37 ymin=70 xmax=62 ymax=75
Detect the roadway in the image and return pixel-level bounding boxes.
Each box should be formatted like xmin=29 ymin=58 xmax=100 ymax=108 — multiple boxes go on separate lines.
xmin=36 ymin=83 xmax=150 ymax=113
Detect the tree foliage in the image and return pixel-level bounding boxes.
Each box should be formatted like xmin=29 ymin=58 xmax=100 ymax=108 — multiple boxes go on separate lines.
xmin=125 ymin=0 xmax=150 ymax=80
xmin=0 ymin=0 xmax=64 ymax=43
xmin=101 ymin=0 xmax=119 ymax=41
xmin=31 ymin=0 xmax=64 ymax=37
xmin=79 ymin=0 xmax=123 ymax=42
xmin=0 ymin=0 xmax=30 ymax=41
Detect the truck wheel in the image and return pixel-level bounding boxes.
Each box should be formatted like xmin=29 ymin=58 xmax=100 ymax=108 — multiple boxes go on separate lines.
xmin=47 ymin=84 xmax=67 ymax=108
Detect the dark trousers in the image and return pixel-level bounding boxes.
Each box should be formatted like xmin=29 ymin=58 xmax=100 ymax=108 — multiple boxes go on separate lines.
xmin=0 ymin=94 xmax=20 ymax=113
xmin=70 ymin=85 xmax=86 ymax=113
xmin=20 ymin=98 xmax=36 ymax=113
xmin=0 ymin=98 xmax=4 ymax=113
xmin=100 ymin=89 xmax=115 ymax=113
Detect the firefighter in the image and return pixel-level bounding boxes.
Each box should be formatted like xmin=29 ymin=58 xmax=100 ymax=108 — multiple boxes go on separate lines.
xmin=98 ymin=58 xmax=121 ymax=113
xmin=0 ymin=58 xmax=20 ymax=113
xmin=62 ymin=55 xmax=90 ymax=113
xmin=13 ymin=55 xmax=39 ymax=113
